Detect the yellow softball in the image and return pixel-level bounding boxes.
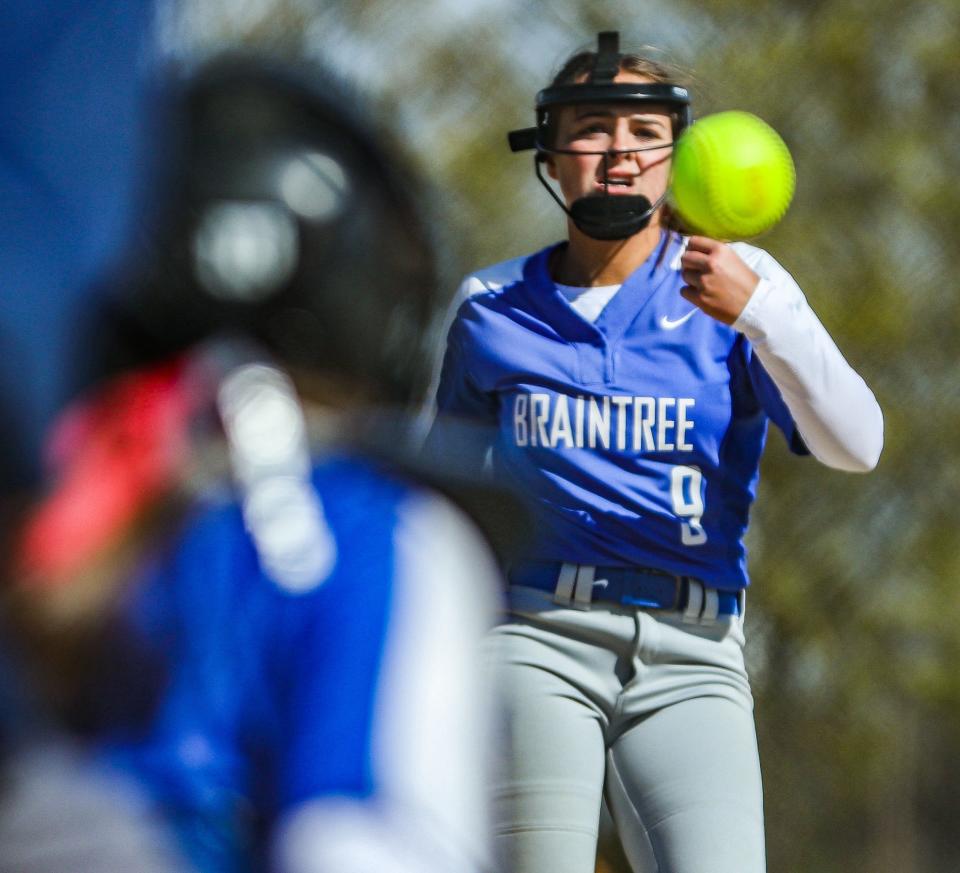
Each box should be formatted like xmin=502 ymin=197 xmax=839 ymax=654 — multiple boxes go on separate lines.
xmin=669 ymin=111 xmax=796 ymax=240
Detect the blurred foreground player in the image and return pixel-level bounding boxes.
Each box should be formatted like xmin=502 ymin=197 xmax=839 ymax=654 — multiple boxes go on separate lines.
xmin=12 ymin=57 xmax=501 ymax=873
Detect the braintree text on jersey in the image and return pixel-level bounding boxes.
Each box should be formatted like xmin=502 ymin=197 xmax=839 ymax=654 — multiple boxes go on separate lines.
xmin=513 ymin=392 xmax=696 ymax=452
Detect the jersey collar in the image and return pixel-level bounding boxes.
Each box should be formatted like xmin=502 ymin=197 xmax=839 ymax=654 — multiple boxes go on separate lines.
xmin=521 ymin=232 xmax=683 ymax=344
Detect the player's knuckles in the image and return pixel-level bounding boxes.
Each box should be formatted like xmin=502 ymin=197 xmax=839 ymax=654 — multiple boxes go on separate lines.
xmin=706 ymin=253 xmax=726 ymax=272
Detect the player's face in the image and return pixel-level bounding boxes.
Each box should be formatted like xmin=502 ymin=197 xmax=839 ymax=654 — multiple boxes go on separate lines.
xmin=547 ymin=72 xmax=674 ymax=212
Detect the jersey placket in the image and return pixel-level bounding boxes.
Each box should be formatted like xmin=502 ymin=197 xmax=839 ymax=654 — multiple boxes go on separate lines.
xmin=520 ymin=235 xmax=682 ymax=390
xmin=578 ymin=236 xmax=682 ymax=388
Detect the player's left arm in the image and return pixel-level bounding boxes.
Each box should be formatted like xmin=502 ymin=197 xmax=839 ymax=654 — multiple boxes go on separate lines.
xmin=681 ymin=236 xmax=883 ymax=473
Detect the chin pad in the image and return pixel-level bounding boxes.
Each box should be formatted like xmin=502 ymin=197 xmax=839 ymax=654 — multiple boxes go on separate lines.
xmin=569 ymin=193 xmax=654 ymax=241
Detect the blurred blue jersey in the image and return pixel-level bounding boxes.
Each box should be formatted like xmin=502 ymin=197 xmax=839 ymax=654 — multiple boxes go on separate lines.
xmin=434 ymin=232 xmax=807 ymax=590
xmin=103 ymin=454 xmax=498 ymax=873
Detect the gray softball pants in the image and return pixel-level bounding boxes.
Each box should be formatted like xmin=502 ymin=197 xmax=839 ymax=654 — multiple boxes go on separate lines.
xmin=486 ymin=583 xmax=765 ymax=873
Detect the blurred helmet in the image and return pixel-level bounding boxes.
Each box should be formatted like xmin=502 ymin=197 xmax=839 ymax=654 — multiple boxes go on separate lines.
xmin=93 ymin=55 xmax=443 ymax=406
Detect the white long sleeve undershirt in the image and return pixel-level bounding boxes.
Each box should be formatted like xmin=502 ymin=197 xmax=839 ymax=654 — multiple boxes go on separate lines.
xmin=729 ymin=243 xmax=883 ymax=473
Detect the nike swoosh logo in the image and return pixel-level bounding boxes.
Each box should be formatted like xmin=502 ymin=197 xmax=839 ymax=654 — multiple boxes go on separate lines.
xmin=660 ymin=309 xmax=698 ymax=330
xmin=593 ymin=578 xmax=610 ymax=589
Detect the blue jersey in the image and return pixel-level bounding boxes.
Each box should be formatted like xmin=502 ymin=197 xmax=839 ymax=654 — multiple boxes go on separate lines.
xmin=102 ymin=454 xmax=498 ymax=873
xmin=434 ymin=232 xmax=806 ymax=590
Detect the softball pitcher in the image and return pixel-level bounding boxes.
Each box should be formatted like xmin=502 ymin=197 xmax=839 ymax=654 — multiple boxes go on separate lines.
xmin=431 ymin=31 xmax=882 ymax=873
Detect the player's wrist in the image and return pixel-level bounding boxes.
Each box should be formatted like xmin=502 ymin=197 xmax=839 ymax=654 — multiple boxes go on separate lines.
xmin=731 ymin=276 xmax=776 ymax=339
